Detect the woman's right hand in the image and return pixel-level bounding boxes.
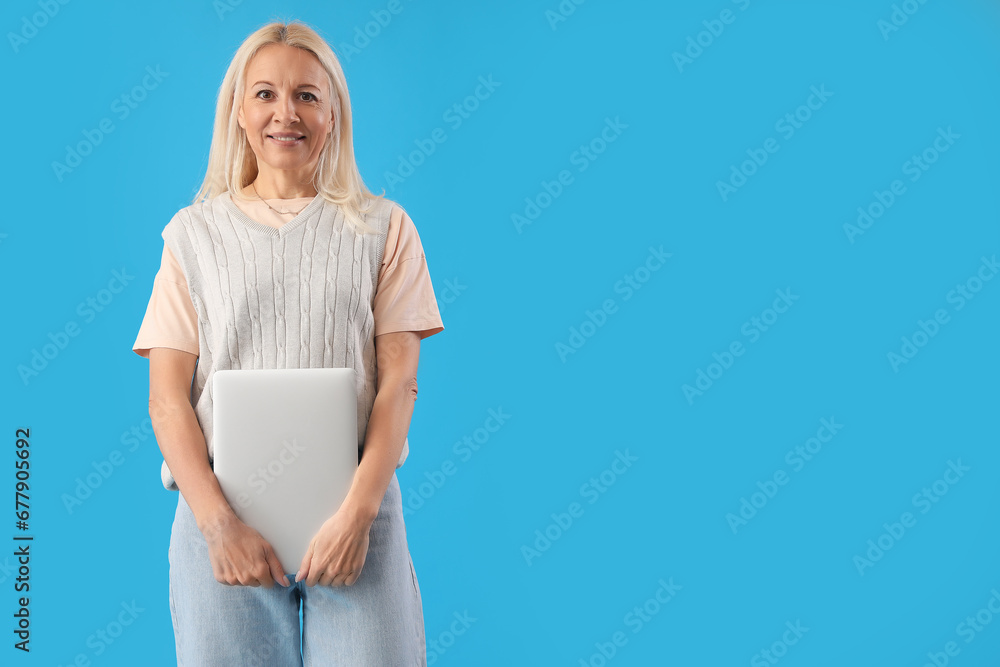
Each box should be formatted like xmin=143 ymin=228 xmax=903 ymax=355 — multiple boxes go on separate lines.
xmin=199 ymin=510 xmax=290 ymax=588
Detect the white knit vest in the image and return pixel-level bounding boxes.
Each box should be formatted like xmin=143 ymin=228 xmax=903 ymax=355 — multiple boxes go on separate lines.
xmin=157 ymin=192 xmax=405 ymax=491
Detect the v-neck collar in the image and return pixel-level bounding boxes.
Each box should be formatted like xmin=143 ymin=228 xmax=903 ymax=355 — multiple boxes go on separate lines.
xmin=221 ymin=191 xmax=326 ymax=238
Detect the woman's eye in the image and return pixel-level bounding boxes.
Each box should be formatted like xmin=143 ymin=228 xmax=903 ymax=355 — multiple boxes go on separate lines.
xmin=253 ymin=90 xmax=316 ymax=102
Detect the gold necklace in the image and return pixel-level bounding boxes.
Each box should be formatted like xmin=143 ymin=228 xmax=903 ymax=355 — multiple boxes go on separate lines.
xmin=251 ymin=182 xmax=312 ymax=216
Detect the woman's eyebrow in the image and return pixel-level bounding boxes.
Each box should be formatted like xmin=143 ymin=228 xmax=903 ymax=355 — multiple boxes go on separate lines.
xmin=250 ymin=80 xmax=321 ymax=90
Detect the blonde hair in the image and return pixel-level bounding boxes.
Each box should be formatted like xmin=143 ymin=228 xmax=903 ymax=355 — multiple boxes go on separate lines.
xmin=194 ymin=20 xmax=382 ymax=234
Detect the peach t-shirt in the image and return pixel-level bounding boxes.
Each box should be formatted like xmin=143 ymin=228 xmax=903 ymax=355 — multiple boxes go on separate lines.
xmin=132 ymin=193 xmax=444 ymax=358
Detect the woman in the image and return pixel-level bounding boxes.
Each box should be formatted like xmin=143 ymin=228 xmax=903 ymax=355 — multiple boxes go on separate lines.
xmin=131 ymin=20 xmax=443 ymax=666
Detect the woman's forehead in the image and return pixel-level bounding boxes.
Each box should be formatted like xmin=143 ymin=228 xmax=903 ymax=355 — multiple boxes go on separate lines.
xmin=246 ymin=44 xmax=327 ymax=85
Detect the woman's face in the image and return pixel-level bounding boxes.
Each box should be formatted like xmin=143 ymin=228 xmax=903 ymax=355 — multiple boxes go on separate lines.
xmin=237 ymin=43 xmax=334 ymax=183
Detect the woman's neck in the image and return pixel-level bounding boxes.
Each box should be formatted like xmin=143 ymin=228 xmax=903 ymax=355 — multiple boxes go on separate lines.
xmin=243 ymin=177 xmax=316 ymax=200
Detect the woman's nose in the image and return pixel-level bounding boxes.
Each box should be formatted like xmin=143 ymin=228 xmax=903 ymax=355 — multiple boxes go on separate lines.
xmin=275 ymin=95 xmax=299 ymax=123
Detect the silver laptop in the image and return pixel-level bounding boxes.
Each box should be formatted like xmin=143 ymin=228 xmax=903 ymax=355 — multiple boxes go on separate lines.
xmin=212 ymin=368 xmax=358 ymax=576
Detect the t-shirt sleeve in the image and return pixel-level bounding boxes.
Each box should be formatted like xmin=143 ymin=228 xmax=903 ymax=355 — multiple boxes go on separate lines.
xmin=373 ymin=205 xmax=445 ymax=339
xmin=132 ymin=244 xmax=200 ymax=359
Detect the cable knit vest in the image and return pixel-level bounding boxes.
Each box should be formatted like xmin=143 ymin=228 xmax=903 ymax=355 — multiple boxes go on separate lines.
xmin=157 ymin=192 xmax=406 ymax=491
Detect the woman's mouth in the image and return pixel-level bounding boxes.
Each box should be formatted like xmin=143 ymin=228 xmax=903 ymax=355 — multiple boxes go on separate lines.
xmin=267 ymin=135 xmax=305 ymax=146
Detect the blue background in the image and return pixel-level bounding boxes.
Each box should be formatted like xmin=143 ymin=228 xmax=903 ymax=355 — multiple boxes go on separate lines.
xmin=2 ymin=0 xmax=999 ymax=664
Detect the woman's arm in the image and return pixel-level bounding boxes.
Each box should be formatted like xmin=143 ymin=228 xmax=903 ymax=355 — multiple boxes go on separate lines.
xmin=148 ymin=348 xmax=235 ymax=532
xmin=148 ymin=347 xmax=287 ymax=586
xmin=341 ymin=331 xmax=422 ymax=522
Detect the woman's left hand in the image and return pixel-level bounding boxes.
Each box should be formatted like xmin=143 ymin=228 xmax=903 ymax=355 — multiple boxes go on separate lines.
xmin=295 ymin=505 xmax=373 ymax=587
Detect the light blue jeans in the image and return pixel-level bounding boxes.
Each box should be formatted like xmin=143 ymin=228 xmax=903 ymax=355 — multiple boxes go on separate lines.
xmin=167 ymin=472 xmax=427 ymax=666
